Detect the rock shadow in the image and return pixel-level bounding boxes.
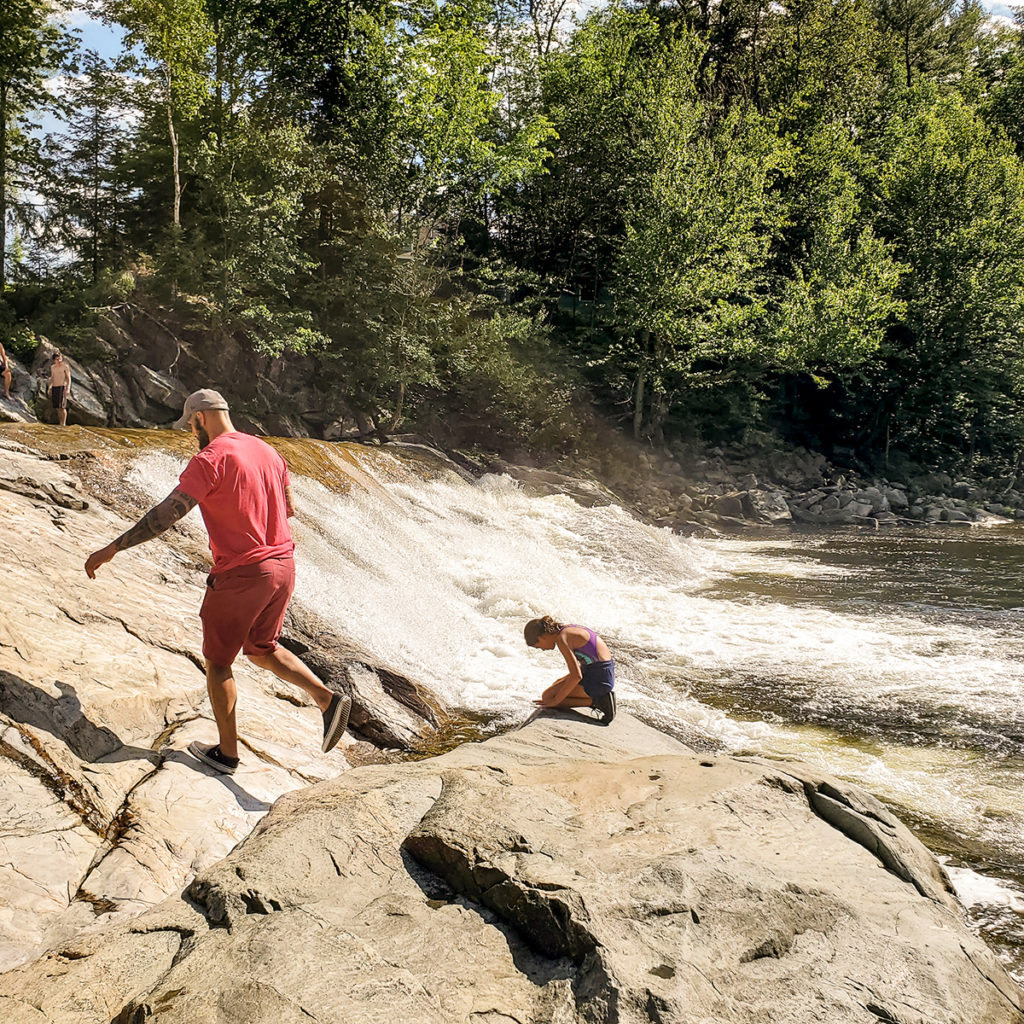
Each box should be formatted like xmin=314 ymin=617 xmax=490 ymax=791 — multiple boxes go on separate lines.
xmin=399 ymin=847 xmax=576 ymax=989
xmin=0 ymin=671 xmax=159 ymax=764
xmin=178 ymin=749 xmax=273 ymax=813
xmin=525 ymin=707 xmax=607 ymax=729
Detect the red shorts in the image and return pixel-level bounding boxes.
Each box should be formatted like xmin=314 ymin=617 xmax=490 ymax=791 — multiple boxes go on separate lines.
xmin=199 ymin=556 xmax=295 ymax=666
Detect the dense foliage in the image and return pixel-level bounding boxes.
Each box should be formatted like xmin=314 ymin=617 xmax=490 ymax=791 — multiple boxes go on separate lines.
xmin=3 ymin=0 xmax=1024 ymax=469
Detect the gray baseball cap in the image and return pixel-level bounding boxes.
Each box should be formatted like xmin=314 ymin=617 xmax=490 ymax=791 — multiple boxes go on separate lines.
xmin=174 ymin=389 xmax=230 ymax=429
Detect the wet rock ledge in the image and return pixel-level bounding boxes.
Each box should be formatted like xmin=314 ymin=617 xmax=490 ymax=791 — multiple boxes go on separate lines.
xmin=2 ymin=713 xmax=1022 ymax=1024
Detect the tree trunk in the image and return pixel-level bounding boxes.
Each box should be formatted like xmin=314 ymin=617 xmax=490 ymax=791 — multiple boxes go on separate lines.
xmin=387 ymin=381 xmax=406 ymax=433
xmin=167 ymin=94 xmax=180 ymax=226
xmin=633 ymin=367 xmax=646 ymax=440
xmin=633 ymin=330 xmax=650 ymax=440
xmin=214 ymin=17 xmax=224 ymax=150
xmin=650 ymin=386 xmax=669 ymax=447
xmin=91 ymin=110 xmax=100 ymax=283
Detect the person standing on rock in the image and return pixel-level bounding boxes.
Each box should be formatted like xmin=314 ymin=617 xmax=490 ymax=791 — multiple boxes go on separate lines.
xmin=84 ymin=388 xmax=351 ymax=773
xmin=0 ymin=341 xmax=11 ymax=400
xmin=525 ymin=616 xmax=616 ymax=724
xmin=48 ymin=352 xmax=72 ymax=426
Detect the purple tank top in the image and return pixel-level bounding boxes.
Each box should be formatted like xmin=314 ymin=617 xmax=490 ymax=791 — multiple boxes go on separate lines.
xmin=563 ymin=625 xmax=602 ymax=666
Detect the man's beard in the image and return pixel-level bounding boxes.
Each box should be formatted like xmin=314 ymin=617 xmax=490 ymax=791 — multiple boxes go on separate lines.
xmin=196 ymin=425 xmax=211 ymax=450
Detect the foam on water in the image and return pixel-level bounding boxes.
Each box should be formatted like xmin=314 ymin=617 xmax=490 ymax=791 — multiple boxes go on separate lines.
xmin=124 ymin=448 xmax=1024 ymax=742
xmin=125 ymin=446 xmax=1024 ymax=981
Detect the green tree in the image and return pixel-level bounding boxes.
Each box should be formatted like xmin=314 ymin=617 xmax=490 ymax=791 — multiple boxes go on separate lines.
xmin=764 ymin=0 xmax=887 ymax=129
xmin=983 ymin=11 xmax=1024 ymax=156
xmin=771 ymin=124 xmax=905 ymax=373
xmin=613 ymin=103 xmax=784 ymax=439
xmin=192 ymin=117 xmax=329 ymax=352
xmin=871 ymin=0 xmax=983 ymax=89
xmin=393 ymin=1 xmax=554 ymax=244
xmin=107 ymin=0 xmax=214 ymax=227
xmin=506 ymin=10 xmax=695 ymax=313
xmin=0 ymin=0 xmax=74 ymax=292
xmin=43 ymin=51 xmax=134 ymax=282
xmin=873 ymin=89 xmax=1024 ymax=464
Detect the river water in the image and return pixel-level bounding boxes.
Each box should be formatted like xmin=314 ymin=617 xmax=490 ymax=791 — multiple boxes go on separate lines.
xmin=125 ymin=443 xmax=1024 ymax=984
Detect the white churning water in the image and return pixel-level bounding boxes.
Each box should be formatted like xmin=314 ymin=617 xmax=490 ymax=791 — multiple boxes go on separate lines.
xmin=126 ymin=445 xmax=1024 ymax=981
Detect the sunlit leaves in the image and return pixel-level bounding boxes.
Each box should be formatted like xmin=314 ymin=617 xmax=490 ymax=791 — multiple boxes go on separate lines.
xmin=108 ymin=0 xmax=214 ymax=115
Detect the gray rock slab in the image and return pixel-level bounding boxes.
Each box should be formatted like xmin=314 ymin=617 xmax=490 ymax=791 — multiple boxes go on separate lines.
xmin=0 ymin=441 xmax=446 ymax=974
xmin=502 ymin=465 xmax=623 ymax=508
xmin=3 ymin=712 xmax=1020 ymax=1024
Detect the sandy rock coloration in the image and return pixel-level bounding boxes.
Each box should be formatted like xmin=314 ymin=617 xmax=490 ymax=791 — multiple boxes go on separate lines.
xmin=0 ymin=434 xmax=444 ymax=975
xmin=2 ymin=426 xmax=1023 ymax=1023
xmin=1 ymin=713 xmax=1022 ymax=1023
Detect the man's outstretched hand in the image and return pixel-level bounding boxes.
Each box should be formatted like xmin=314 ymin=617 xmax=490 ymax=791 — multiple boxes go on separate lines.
xmin=85 ymin=543 xmax=117 ymax=579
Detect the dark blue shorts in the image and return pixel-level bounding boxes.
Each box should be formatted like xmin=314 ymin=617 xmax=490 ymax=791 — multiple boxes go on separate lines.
xmin=581 ymin=659 xmax=614 ymax=699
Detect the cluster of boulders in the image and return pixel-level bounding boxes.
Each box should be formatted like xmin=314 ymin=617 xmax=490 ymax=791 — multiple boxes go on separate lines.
xmin=787 ymin=475 xmax=1024 ymax=528
xmin=0 ymin=307 xmax=362 ymax=438
xmin=573 ymin=439 xmax=1023 ymax=534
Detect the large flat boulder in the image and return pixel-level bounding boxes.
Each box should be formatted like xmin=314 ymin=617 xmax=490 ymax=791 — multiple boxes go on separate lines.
xmin=2 ymin=713 xmax=1020 ymax=1024
xmin=0 ymin=437 xmax=449 ymax=975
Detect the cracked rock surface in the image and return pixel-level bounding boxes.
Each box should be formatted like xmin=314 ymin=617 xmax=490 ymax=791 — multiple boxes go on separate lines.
xmin=3 ymin=712 xmax=1022 ymax=1024
xmin=0 ymin=436 xmax=446 ymax=975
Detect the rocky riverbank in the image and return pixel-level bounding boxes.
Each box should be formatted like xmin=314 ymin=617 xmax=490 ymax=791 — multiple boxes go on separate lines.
xmin=0 ymin=432 xmax=452 ymax=975
xmin=2 ymin=429 xmax=1023 ymax=1022
xmin=2 ymin=712 xmax=1022 ymax=1023
xmin=2 ymin=306 xmax=1020 ymax=537
xmin=509 ymin=438 xmax=1022 ymax=535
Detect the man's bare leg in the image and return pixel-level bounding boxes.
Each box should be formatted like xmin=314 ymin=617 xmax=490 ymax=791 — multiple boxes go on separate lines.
xmin=58 ymin=406 xmax=67 ymax=426
xmin=205 ymin=660 xmax=239 ymax=759
xmin=247 ymin=646 xmax=333 ymax=712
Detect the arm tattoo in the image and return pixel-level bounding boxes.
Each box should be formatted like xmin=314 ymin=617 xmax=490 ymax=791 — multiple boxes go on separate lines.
xmin=114 ymin=488 xmax=198 ymax=551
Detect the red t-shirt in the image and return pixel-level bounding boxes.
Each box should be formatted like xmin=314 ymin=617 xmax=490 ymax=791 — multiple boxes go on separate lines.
xmin=177 ymin=432 xmax=294 ymax=574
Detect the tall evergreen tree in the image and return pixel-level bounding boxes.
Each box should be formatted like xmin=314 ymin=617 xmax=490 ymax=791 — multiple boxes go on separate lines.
xmin=0 ymin=0 xmax=74 ymax=292
xmin=43 ymin=51 xmax=133 ymax=282
xmin=872 ymin=0 xmax=983 ymax=88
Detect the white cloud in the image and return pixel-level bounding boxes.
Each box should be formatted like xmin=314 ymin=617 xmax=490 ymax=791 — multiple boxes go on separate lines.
xmin=60 ymin=0 xmax=106 ymax=28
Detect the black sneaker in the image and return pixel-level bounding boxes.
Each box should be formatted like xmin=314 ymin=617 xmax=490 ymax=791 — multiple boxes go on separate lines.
xmin=322 ymin=692 xmax=352 ymax=753
xmin=188 ymin=741 xmax=239 ymax=775
xmin=593 ymin=691 xmax=616 ymax=726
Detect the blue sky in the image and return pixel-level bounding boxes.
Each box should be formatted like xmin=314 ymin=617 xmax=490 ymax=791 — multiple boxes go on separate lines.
xmin=65 ymin=0 xmax=1019 ymax=64
xmin=67 ymin=4 xmax=126 ymax=61
xmin=986 ymin=1 xmax=1020 ymax=19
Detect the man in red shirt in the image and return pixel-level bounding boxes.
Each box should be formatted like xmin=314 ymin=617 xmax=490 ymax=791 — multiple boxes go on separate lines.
xmin=85 ymin=389 xmax=351 ymax=773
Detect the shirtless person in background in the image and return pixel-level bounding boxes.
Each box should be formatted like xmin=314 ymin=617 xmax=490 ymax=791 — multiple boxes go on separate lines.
xmin=0 ymin=341 xmax=11 ymax=400
xmin=49 ymin=352 xmax=72 ymax=425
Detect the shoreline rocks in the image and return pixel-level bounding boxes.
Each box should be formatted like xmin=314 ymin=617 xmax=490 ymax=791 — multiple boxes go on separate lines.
xmin=2 ymin=713 xmax=1021 ymax=1023
xmin=535 ymin=440 xmax=1024 ymax=537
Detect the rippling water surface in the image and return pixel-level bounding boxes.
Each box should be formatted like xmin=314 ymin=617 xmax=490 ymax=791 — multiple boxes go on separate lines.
xmin=127 ymin=446 xmax=1024 ymax=983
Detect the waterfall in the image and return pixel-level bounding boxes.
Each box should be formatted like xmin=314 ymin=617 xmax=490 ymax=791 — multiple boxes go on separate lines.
xmin=124 ymin=437 xmax=1024 ymax=980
